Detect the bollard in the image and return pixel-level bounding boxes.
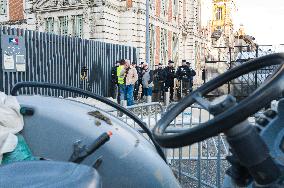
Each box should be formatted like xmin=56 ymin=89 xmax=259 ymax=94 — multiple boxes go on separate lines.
xmin=180 ymin=80 xmax=183 ymax=99
xmin=122 ymin=100 xmax=127 ymax=107
xmin=146 ymin=96 xmax=152 ymax=112
xmin=146 ymin=96 xmax=152 ymax=103
xmin=164 ymin=92 xmax=170 ymax=106
xmin=118 ymin=100 xmax=127 ymax=117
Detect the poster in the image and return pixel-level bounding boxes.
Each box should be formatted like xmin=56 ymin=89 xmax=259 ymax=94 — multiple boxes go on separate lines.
xmin=1 ymin=35 xmax=26 ymax=72
xmin=16 ymin=55 xmax=26 ymax=72
xmin=3 ymin=54 xmax=15 ymax=70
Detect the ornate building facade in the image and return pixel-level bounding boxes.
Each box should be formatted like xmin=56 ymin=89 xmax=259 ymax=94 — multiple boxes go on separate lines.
xmin=14 ymin=0 xmax=206 ymax=69
xmin=202 ymin=0 xmax=236 ymax=84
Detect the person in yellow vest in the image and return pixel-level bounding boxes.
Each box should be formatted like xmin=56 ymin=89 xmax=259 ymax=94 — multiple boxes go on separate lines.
xmin=117 ymin=59 xmax=126 ymax=106
xmin=119 ymin=59 xmax=138 ymax=106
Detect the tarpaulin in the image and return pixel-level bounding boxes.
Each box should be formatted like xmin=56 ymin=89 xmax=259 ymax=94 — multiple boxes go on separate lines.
xmin=0 ymin=92 xmax=24 ymax=163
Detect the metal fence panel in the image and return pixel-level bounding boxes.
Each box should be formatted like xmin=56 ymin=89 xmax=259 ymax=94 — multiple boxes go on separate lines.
xmin=0 ymin=26 xmax=137 ymax=97
xmin=106 ymin=101 xmax=230 ymax=188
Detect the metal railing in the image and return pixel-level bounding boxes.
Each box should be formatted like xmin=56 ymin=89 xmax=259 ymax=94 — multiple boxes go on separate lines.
xmin=107 ymin=102 xmax=164 ymax=131
xmin=164 ymin=103 xmax=229 ymax=188
xmin=108 ymin=101 xmax=230 ymax=188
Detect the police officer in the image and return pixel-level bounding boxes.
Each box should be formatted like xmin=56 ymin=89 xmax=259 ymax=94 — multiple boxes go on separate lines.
xmin=163 ymin=60 xmax=176 ymax=101
xmin=153 ymin=63 xmax=165 ymax=102
xmin=134 ymin=62 xmax=143 ymax=101
xmin=202 ymin=66 xmax=206 ymax=84
xmin=176 ymin=60 xmax=191 ymax=99
xmin=187 ymin=62 xmax=196 ymax=92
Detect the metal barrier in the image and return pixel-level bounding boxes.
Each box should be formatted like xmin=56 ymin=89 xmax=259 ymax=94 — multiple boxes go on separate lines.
xmin=164 ymin=102 xmax=229 ymax=188
xmin=108 ymin=101 xmax=230 ymax=188
xmin=107 ymin=102 xmax=164 ymax=131
xmin=0 ymin=26 xmax=137 ymax=97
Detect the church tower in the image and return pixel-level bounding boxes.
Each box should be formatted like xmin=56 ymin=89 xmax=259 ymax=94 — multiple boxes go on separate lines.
xmin=211 ymin=0 xmax=235 ymax=46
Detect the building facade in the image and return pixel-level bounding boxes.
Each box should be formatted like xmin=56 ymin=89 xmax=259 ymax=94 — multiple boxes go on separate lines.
xmin=202 ymin=0 xmax=235 ymax=82
xmin=13 ymin=0 xmax=205 ymax=69
xmin=0 ymin=0 xmax=26 ymax=26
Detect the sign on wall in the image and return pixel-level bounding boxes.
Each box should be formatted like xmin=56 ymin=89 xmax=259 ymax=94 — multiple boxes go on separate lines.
xmin=1 ymin=34 xmax=26 ymax=72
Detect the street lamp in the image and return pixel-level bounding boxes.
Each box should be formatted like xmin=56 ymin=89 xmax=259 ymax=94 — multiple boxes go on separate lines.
xmin=145 ymin=0 xmax=150 ymax=68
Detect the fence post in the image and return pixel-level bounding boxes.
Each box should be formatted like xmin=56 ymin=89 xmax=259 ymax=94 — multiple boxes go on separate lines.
xmin=255 ymin=45 xmax=259 ymax=89
xmin=146 ymin=95 xmax=152 ymax=112
xmin=164 ymin=92 xmax=170 ymax=106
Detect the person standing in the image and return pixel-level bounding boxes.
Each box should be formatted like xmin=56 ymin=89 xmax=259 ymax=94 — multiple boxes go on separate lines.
xmin=139 ymin=62 xmax=146 ymax=100
xmin=176 ymin=60 xmax=191 ymax=99
xmin=153 ymin=63 xmax=165 ymax=102
xmin=142 ymin=63 xmax=153 ymax=103
xmin=202 ymin=66 xmax=206 ymax=84
xmin=163 ymin=60 xmax=176 ymax=101
xmin=187 ymin=62 xmax=196 ymax=92
xmin=117 ymin=59 xmax=127 ymax=106
xmin=133 ymin=61 xmax=143 ymax=101
xmin=120 ymin=59 xmax=138 ymax=106
xmin=111 ymin=61 xmax=120 ymax=100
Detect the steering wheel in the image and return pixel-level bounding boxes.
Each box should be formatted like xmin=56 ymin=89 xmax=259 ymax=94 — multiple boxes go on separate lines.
xmin=153 ymin=53 xmax=284 ymax=148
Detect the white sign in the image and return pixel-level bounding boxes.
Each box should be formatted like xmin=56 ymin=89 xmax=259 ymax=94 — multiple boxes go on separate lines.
xmin=16 ymin=55 xmax=26 ymax=72
xmin=16 ymin=64 xmax=26 ymax=72
xmin=3 ymin=54 xmax=15 ymax=70
xmin=16 ymin=55 xmax=25 ymax=63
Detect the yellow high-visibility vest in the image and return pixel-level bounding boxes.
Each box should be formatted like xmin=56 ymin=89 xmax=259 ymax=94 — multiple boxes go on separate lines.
xmin=117 ymin=65 xmax=124 ymax=84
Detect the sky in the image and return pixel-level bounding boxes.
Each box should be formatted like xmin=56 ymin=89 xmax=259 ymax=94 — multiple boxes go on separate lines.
xmin=201 ymin=0 xmax=284 ymax=48
xmin=235 ymin=0 xmax=284 ymax=46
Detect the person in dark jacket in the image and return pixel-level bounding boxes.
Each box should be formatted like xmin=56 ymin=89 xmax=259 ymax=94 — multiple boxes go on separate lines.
xmin=110 ymin=61 xmax=120 ymax=100
xmin=163 ymin=60 xmax=176 ymax=101
xmin=134 ymin=62 xmax=143 ymax=101
xmin=176 ymin=60 xmax=191 ymax=99
xmin=187 ymin=62 xmax=196 ymax=92
xmin=153 ymin=63 xmax=165 ymax=102
xmin=201 ymin=66 xmax=206 ymax=84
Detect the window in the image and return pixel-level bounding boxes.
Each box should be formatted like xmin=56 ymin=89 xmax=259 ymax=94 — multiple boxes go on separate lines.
xmin=62 ymin=0 xmax=69 ymax=6
xmin=59 ymin=16 xmax=69 ymax=35
xmin=172 ymin=33 xmax=178 ymax=63
xmin=216 ymin=7 xmax=222 ymax=20
xmin=0 ymin=0 xmax=7 ymax=15
xmin=45 ymin=18 xmax=54 ymax=33
xmin=164 ymin=0 xmax=168 ymax=16
xmin=173 ymin=0 xmax=178 ymax=18
xmin=164 ymin=29 xmax=168 ymax=60
xmin=149 ymin=0 xmax=155 ymax=15
xmin=160 ymin=29 xmax=164 ymax=64
xmin=150 ymin=24 xmax=155 ymax=66
xmin=160 ymin=29 xmax=168 ymax=65
xmin=73 ymin=15 xmax=83 ymax=38
xmin=161 ymin=0 xmax=165 ymax=17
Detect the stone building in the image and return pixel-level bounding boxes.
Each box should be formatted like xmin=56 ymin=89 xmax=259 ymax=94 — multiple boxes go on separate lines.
xmin=8 ymin=0 xmax=205 ymax=69
xmin=0 ymin=0 xmax=26 ymax=26
xmin=202 ymin=0 xmax=236 ymax=82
